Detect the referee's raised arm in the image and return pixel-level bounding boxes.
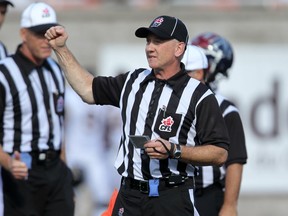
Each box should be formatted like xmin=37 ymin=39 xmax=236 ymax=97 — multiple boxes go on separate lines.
xmin=45 ymin=26 xmax=95 ymax=104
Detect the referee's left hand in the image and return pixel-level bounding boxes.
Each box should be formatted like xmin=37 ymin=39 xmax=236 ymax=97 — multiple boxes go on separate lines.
xmin=144 ymin=138 xmax=171 ymax=159
xmin=10 ymin=151 xmax=29 ymax=180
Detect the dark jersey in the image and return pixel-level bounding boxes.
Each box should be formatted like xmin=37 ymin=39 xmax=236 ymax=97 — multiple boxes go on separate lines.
xmin=195 ymin=94 xmax=248 ymax=189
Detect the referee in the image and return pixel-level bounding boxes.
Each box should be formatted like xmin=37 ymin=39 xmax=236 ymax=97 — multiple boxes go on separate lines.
xmin=183 ymin=40 xmax=248 ymax=215
xmin=45 ymin=15 xmax=230 ymax=216
xmin=0 ymin=2 xmax=74 ymax=216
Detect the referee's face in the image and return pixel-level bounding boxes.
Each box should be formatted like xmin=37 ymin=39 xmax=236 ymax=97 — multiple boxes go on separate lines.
xmin=145 ymin=34 xmax=184 ymax=72
xmin=20 ymin=28 xmax=52 ymax=65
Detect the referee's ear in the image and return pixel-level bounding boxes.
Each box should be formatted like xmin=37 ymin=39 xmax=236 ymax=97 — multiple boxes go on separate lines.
xmin=175 ymin=41 xmax=186 ymax=59
xmin=20 ymin=28 xmax=28 ymax=43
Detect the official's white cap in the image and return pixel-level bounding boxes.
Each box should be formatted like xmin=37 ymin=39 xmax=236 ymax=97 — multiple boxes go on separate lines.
xmin=20 ymin=2 xmax=58 ymax=33
xmin=182 ymin=45 xmax=208 ymax=71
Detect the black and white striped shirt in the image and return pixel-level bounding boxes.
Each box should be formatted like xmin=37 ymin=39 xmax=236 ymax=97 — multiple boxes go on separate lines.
xmin=92 ymin=65 xmax=230 ymax=181
xmin=0 ymin=45 xmax=65 ymax=153
xmin=195 ymin=94 xmax=248 ymax=189
xmin=0 ymin=41 xmax=9 ymax=60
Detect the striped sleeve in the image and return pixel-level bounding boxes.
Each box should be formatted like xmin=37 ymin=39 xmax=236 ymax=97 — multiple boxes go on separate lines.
xmin=0 ymin=42 xmax=8 ymax=60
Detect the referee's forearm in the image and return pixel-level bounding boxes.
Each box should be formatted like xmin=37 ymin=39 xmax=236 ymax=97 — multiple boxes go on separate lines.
xmin=181 ymin=145 xmax=228 ymax=166
xmin=0 ymin=145 xmax=11 ymax=171
xmin=54 ymin=45 xmax=95 ymax=104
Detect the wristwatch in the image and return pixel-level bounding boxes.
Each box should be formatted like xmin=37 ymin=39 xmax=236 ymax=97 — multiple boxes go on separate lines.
xmin=173 ymin=144 xmax=181 ymax=159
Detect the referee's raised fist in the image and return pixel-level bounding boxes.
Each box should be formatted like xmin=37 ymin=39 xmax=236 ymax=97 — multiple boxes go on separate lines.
xmin=45 ymin=26 xmax=68 ymax=50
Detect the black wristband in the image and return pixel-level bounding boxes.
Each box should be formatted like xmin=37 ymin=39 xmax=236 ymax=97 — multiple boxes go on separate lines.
xmin=169 ymin=142 xmax=175 ymax=158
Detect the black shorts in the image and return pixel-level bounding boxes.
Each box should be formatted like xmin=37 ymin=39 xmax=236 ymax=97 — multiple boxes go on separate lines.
xmin=1 ymin=153 xmax=74 ymax=216
xmin=112 ymin=177 xmax=199 ymax=216
xmin=194 ymin=184 xmax=224 ymax=216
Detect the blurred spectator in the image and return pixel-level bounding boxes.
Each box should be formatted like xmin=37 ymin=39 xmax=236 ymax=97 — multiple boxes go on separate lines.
xmin=10 ymin=0 xmax=288 ymax=11
xmin=125 ymin=0 xmax=160 ymax=9
xmin=35 ymin=0 xmax=102 ymax=10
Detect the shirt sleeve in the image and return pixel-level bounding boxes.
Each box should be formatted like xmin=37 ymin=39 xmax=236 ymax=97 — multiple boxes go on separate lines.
xmin=0 ymin=82 xmax=5 ymax=114
xmin=195 ymin=94 xmax=230 ymax=151
xmin=224 ymin=111 xmax=248 ymax=166
xmin=92 ymin=72 xmax=128 ymax=107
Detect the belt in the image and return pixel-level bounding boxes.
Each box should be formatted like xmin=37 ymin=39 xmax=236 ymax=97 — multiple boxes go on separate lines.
xmin=122 ymin=176 xmax=194 ymax=194
xmin=30 ymin=150 xmax=60 ymax=164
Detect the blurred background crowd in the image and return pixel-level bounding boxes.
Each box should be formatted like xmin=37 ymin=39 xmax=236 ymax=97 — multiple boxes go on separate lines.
xmin=10 ymin=0 xmax=288 ymax=9
xmin=2 ymin=1 xmax=288 ymax=216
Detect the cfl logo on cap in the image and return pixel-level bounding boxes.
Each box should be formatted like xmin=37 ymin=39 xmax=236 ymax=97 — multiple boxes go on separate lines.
xmin=151 ymin=17 xmax=164 ymax=27
xmin=42 ymin=8 xmax=51 ymax=18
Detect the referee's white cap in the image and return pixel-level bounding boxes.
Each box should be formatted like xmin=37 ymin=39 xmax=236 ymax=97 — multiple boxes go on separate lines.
xmin=20 ymin=2 xmax=58 ymax=34
xmin=182 ymin=45 xmax=208 ymax=71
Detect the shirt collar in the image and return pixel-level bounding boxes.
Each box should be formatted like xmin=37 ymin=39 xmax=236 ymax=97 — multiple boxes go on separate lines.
xmin=141 ymin=63 xmax=188 ymax=93
xmin=14 ymin=44 xmax=49 ymax=76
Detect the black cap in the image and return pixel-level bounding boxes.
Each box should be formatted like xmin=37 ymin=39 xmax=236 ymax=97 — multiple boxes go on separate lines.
xmin=0 ymin=0 xmax=14 ymax=7
xmin=135 ymin=15 xmax=189 ymax=44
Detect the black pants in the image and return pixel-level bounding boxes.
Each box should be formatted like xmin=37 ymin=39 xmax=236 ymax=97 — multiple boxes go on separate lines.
xmin=1 ymin=156 xmax=74 ymax=216
xmin=112 ymin=177 xmax=198 ymax=216
xmin=194 ymin=184 xmax=224 ymax=216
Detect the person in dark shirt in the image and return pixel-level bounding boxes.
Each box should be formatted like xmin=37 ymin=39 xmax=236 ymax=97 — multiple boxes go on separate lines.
xmin=182 ymin=34 xmax=248 ymax=216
